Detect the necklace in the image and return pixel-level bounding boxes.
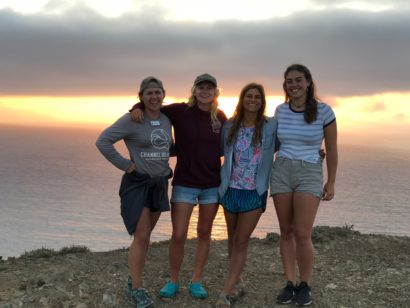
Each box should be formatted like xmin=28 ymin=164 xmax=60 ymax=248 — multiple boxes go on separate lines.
xmin=243 ymin=120 xmax=256 ymax=128
xmin=290 ymin=101 xmax=306 ymax=110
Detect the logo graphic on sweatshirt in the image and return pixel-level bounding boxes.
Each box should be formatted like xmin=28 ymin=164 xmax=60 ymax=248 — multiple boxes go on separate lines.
xmin=151 ymin=129 xmax=171 ymax=150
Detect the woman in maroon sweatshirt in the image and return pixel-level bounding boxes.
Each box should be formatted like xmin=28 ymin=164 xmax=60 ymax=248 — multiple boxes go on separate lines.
xmin=130 ymin=73 xmax=227 ymax=299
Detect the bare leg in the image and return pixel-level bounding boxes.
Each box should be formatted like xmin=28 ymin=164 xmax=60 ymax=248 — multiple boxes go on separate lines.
xmin=191 ymin=203 xmax=219 ymax=282
xmin=168 ymin=202 xmax=193 ymax=282
xmin=293 ymin=192 xmax=320 ymax=284
xmin=129 ymin=208 xmax=161 ymax=289
xmin=222 ymin=208 xmax=262 ymax=294
xmin=273 ymin=193 xmax=297 ymax=284
xmin=224 ymin=208 xmax=238 ymax=260
xmin=150 ymin=211 xmax=161 ymax=232
xmin=223 ymin=208 xmax=244 ymax=290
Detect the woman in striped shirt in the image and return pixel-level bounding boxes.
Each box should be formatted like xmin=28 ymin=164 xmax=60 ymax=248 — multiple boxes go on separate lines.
xmin=270 ymin=64 xmax=338 ymax=306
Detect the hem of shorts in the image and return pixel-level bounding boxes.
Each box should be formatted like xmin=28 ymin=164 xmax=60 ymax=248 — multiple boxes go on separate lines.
xmin=270 ymin=191 xmax=292 ymax=197
xmin=198 ymin=201 xmax=219 ymax=205
xmin=222 ymin=205 xmax=266 ymax=214
xmin=270 ymin=190 xmax=321 ymax=199
xmin=297 ymin=190 xmax=322 ymax=199
xmin=170 ymin=200 xmax=219 ymax=205
xmin=170 ymin=199 xmax=197 ymax=205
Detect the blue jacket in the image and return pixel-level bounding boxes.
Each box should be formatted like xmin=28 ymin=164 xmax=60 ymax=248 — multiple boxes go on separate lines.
xmin=218 ymin=117 xmax=277 ymax=197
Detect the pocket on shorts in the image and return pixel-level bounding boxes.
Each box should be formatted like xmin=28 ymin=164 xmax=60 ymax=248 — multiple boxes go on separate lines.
xmin=303 ymin=161 xmax=322 ymax=173
xmin=270 ymin=159 xmax=288 ymax=190
xmin=298 ymin=162 xmax=323 ymax=197
xmin=273 ymin=157 xmax=286 ymax=170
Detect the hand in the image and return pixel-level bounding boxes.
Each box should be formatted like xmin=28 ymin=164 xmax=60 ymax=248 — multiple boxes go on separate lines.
xmin=131 ymin=108 xmax=144 ymax=122
xmin=322 ymin=182 xmax=335 ymax=201
xmin=319 ymin=149 xmax=326 ymax=160
xmin=126 ymin=162 xmax=136 ymax=173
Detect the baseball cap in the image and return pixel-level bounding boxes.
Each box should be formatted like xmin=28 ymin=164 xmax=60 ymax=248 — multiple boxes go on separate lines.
xmin=139 ymin=76 xmax=164 ymax=94
xmin=194 ymin=73 xmax=217 ymax=87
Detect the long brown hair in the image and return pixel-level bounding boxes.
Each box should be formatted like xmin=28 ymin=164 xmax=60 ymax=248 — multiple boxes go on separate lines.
xmin=283 ymin=64 xmax=319 ymax=123
xmin=228 ymin=83 xmax=267 ymax=146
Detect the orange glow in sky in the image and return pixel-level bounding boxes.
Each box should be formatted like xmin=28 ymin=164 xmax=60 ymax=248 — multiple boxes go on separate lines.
xmin=0 ymin=95 xmax=282 ymax=128
xmin=332 ymin=92 xmax=410 ymax=131
xmin=1 ymin=92 xmax=409 ymax=144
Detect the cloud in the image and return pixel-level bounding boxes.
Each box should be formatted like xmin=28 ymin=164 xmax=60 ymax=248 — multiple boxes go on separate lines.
xmin=0 ymin=6 xmax=409 ymax=98
xmin=394 ymin=113 xmax=406 ymax=121
xmin=312 ymin=0 xmax=410 ymax=7
xmin=323 ymin=97 xmax=339 ymax=108
xmin=368 ymin=102 xmax=386 ymax=111
xmin=311 ymin=0 xmax=410 ymax=12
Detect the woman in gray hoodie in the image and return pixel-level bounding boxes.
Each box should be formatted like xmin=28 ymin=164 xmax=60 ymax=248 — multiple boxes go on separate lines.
xmin=96 ymin=77 xmax=173 ymax=308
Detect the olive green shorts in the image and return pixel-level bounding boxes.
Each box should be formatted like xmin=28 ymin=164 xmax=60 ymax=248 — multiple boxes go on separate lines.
xmin=270 ymin=157 xmax=323 ymax=198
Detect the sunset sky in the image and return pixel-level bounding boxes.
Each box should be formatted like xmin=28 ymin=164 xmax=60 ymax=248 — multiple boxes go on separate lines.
xmin=0 ymin=0 xmax=409 ymax=148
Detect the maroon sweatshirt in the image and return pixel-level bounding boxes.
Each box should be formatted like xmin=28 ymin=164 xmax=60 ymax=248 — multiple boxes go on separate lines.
xmin=131 ymin=102 xmax=227 ymax=188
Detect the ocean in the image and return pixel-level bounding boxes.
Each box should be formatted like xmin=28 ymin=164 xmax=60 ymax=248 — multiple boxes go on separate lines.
xmin=0 ymin=125 xmax=409 ymax=258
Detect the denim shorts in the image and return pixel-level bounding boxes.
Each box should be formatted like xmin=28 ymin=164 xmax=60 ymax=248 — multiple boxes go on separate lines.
xmin=220 ymin=187 xmax=267 ymax=214
xmin=270 ymin=157 xmax=323 ymax=198
xmin=170 ymin=185 xmax=219 ymax=205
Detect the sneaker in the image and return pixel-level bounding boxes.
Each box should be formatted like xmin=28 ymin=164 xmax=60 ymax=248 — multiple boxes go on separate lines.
xmin=188 ymin=280 xmax=208 ymax=299
xmin=215 ymin=293 xmax=232 ymax=308
xmin=294 ymin=281 xmax=312 ymax=306
xmin=229 ymin=282 xmax=245 ymax=301
xmin=276 ymin=281 xmax=296 ymax=304
xmin=130 ymin=287 xmax=155 ymax=308
xmin=159 ymin=280 xmax=179 ymax=298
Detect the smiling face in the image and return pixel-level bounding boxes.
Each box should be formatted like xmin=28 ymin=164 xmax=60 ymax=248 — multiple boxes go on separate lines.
xmin=284 ymin=69 xmax=311 ymax=101
xmin=194 ymin=82 xmax=216 ymax=106
xmin=140 ymin=86 xmax=164 ymax=114
xmin=243 ymin=88 xmax=263 ymax=114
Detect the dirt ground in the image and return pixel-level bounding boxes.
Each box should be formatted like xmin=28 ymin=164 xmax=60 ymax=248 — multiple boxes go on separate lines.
xmin=1 ymin=226 xmax=409 ymax=307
